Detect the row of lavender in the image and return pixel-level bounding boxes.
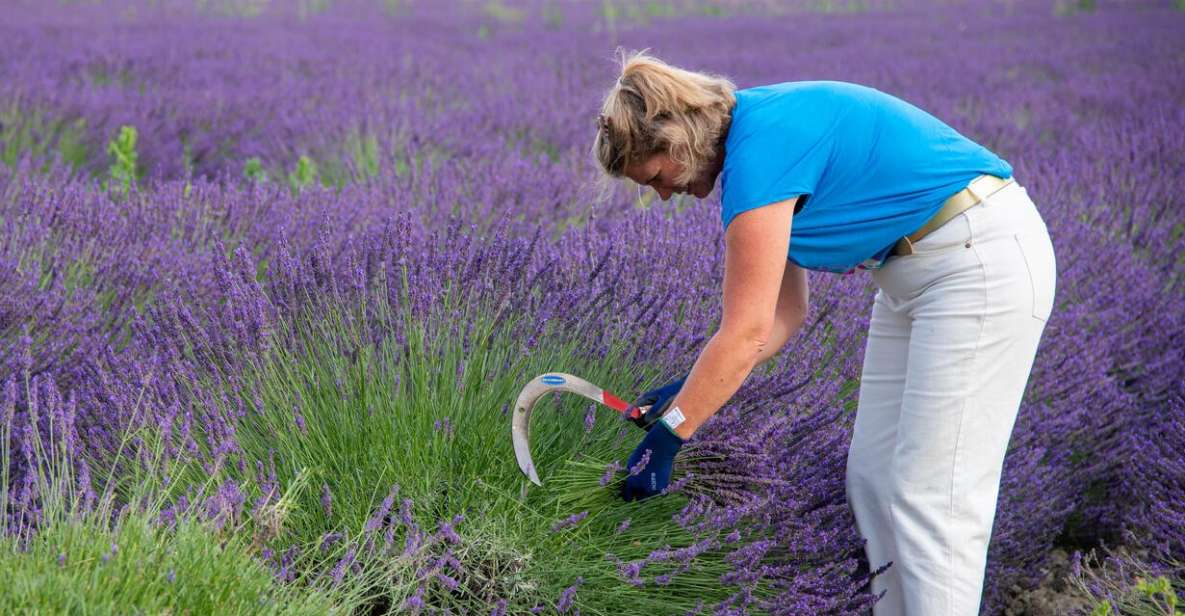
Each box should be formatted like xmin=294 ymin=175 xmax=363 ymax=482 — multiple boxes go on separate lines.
xmin=3 ymin=0 xmax=1184 ymax=612
xmin=6 ymin=0 xmax=1184 ymax=271
xmin=3 ymin=152 xmax=1175 ymax=613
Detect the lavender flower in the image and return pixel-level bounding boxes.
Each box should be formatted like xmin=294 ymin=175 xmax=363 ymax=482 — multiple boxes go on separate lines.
xmin=321 ymin=482 xmax=333 ymax=518
xmin=628 ymin=449 xmax=652 ymax=477
xmin=556 ymin=576 xmax=583 ymax=613
xmin=599 ymin=461 xmax=623 ymax=487
xmin=550 ymin=510 xmax=589 ymax=533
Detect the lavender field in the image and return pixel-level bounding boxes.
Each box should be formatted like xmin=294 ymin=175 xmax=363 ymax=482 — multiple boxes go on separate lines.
xmin=2 ymin=0 xmax=1184 ymax=613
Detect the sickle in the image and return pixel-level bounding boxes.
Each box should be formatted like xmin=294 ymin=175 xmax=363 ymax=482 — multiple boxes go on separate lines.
xmin=511 ymin=372 xmax=650 ymax=486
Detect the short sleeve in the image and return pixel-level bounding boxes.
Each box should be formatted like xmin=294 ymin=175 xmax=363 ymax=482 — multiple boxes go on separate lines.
xmin=720 ymin=109 xmax=832 ymax=231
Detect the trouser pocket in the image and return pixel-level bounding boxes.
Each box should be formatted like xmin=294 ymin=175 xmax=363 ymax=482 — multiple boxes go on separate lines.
xmin=1013 ymin=227 xmax=1056 ymax=321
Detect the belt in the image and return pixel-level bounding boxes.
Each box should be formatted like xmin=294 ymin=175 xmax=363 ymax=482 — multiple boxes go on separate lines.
xmin=891 ymin=174 xmax=1016 ymax=257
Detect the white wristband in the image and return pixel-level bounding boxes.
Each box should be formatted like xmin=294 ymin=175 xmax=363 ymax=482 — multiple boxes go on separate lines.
xmin=660 ymin=406 xmax=686 ymax=431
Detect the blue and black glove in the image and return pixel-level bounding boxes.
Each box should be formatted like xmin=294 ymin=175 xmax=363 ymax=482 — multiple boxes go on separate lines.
xmin=621 ymin=416 xmax=685 ymax=502
xmin=626 ymin=376 xmax=686 ymax=431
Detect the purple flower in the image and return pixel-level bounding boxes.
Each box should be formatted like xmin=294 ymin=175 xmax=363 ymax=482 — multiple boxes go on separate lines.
xmin=321 ymin=483 xmax=333 ymax=518
xmin=437 ymin=573 xmax=459 ymax=591
xmin=319 ymin=531 xmax=343 ymax=553
xmin=402 ymin=585 xmax=426 ymax=613
xmin=600 ymin=461 xmax=623 ymax=486
xmin=330 ymin=547 xmax=356 ymax=586
xmin=293 ymin=406 xmax=307 ymax=435
xmin=557 ymin=576 xmax=584 ymax=613
xmin=551 ymin=510 xmax=589 ymax=533
xmin=628 ymin=449 xmax=652 ymax=477
xmin=439 ymin=514 xmax=463 ymax=544
xmin=365 ymin=483 xmax=400 ymax=533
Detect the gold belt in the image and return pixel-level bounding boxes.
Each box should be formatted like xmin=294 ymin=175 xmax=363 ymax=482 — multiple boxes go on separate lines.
xmin=891 ymin=174 xmax=1016 ymax=257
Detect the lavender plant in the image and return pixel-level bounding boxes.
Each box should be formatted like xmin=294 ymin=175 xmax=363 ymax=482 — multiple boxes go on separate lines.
xmin=0 ymin=366 xmax=365 ymax=614
xmin=1067 ymin=547 xmax=1185 ymax=616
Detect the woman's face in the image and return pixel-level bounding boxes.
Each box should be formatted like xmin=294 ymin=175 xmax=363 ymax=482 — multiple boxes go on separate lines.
xmin=623 ymin=153 xmax=717 ymax=201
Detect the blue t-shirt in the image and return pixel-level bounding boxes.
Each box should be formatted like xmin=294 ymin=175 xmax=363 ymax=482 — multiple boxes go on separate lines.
xmin=719 ymin=81 xmax=1012 ymax=274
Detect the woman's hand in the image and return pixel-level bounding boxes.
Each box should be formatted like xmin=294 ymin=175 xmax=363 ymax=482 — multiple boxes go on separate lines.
xmin=628 ymin=376 xmax=686 ymax=430
xmin=621 ymin=419 xmax=685 ymax=501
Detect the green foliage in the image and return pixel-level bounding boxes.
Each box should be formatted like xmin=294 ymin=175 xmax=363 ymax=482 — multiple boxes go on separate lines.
xmin=484 ymin=0 xmax=525 ymax=23
xmin=104 ymin=125 xmax=140 ymax=195
xmin=299 ymin=129 xmax=383 ymax=190
xmin=0 ymin=508 xmax=350 ymax=614
xmin=56 ymin=120 xmax=89 ymax=170
xmin=506 ymin=126 xmax=560 ymax=163
xmin=195 ymin=0 xmax=268 ymax=18
xmin=645 ymin=1 xmax=677 ymax=17
xmin=160 ymin=270 xmax=780 ymax=614
xmin=317 ymin=129 xmax=383 ymax=188
xmin=1055 ymin=0 xmax=1099 ymax=16
xmin=87 ymin=63 xmax=135 ymax=89
xmin=287 ymin=154 xmax=319 ymax=192
xmin=0 ymin=377 xmax=361 ymax=615
xmin=297 ymin=0 xmax=331 ymax=20
xmin=244 ymin=156 xmax=267 ymax=183
xmin=601 ymin=0 xmax=620 ymax=25
xmin=1071 ymin=548 xmax=1185 ymax=616
xmin=382 ymin=0 xmax=407 ymax=16
xmin=348 ymin=131 xmax=381 ymax=180
xmin=1087 ymin=574 xmax=1185 ymax=615
xmin=1132 ymin=575 xmax=1181 ymax=614
xmin=393 ymin=154 xmax=410 ymax=177
xmin=596 ymin=0 xmax=738 ymax=25
xmin=542 ymin=0 xmax=564 ymax=27
xmin=810 ymin=0 xmax=873 ymax=13
xmin=0 ymin=103 xmax=90 ymax=172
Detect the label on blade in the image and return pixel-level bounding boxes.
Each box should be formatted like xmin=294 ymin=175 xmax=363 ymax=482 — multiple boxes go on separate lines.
xmin=661 ymin=406 xmax=686 ymax=430
xmin=541 ymin=375 xmax=566 ymax=386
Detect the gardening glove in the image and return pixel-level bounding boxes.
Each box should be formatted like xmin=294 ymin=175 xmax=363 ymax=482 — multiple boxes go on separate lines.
xmin=621 ymin=416 xmax=685 ymax=502
xmin=626 ymin=375 xmax=686 ymax=431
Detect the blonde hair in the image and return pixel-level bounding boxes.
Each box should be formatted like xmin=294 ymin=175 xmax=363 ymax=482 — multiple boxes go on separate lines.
xmin=590 ymin=49 xmax=737 ymax=202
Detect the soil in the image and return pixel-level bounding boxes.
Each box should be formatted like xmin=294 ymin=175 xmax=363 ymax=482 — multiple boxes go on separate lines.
xmin=1002 ymin=548 xmax=1102 ymax=616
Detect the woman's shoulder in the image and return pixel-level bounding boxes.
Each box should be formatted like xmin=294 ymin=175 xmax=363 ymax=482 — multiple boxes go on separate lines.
xmin=734 ymin=80 xmax=877 ymax=122
xmin=729 ymin=80 xmax=871 ymax=144
xmin=738 ymin=80 xmax=878 ymax=101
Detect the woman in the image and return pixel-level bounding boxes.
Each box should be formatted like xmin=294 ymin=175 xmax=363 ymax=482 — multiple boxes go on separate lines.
xmin=591 ymin=50 xmax=1056 ymax=616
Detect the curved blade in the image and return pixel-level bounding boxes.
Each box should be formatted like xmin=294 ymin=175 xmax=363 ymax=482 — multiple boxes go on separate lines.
xmin=512 ymin=372 xmax=632 ymax=486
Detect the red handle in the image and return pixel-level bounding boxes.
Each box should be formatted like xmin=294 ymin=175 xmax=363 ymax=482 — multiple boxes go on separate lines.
xmin=601 ymin=389 xmax=648 ymax=423
xmin=600 ymin=390 xmax=632 ymax=413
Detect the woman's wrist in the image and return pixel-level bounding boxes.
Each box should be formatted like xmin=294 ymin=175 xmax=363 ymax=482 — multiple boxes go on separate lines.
xmin=658 ymin=406 xmax=689 ymax=442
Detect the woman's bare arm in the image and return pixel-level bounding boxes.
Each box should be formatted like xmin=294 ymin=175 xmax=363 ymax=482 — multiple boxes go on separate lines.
xmin=664 ymin=196 xmax=799 ymax=440
xmin=753 ymin=259 xmax=809 ymax=367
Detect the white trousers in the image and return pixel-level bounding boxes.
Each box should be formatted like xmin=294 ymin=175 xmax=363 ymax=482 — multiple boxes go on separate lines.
xmin=846 ymin=181 xmax=1057 ymax=615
